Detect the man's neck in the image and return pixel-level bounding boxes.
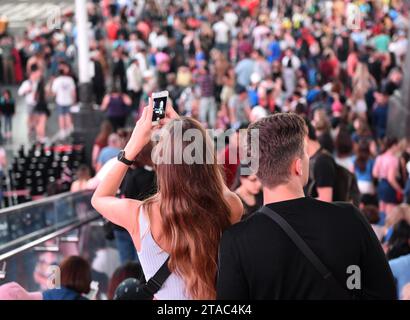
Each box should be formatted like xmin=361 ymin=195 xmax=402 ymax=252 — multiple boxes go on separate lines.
xmin=263 ymin=183 xmax=305 ymax=205
xmin=309 ymin=141 xmax=321 ymax=158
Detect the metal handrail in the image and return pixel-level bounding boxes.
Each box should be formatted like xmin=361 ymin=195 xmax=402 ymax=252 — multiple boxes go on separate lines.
xmin=0 ymin=189 xmax=102 ymax=266
xmin=0 ymin=190 xmax=95 ymax=217
xmin=0 ymin=218 xmax=77 ymax=253
xmin=0 ymin=214 xmax=101 ymax=262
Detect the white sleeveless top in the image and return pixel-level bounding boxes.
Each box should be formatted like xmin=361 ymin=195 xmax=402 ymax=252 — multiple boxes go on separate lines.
xmin=137 ymin=207 xmax=190 ymax=300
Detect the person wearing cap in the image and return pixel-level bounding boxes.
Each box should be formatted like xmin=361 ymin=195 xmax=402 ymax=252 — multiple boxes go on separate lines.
xmin=113 ymin=278 xmax=145 ymax=300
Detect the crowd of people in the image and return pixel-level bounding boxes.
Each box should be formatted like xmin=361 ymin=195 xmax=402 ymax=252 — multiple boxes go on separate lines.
xmin=1 ymin=0 xmax=410 ymax=300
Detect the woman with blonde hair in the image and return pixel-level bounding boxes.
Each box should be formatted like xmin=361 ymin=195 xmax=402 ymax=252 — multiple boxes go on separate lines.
xmin=92 ymin=99 xmax=243 ymax=299
xmin=351 ymin=62 xmax=376 ymax=115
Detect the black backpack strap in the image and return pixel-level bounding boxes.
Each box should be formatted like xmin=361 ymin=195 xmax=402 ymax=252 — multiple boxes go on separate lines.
xmin=259 ymin=206 xmax=332 ymax=279
xmin=144 ymin=257 xmax=171 ymax=296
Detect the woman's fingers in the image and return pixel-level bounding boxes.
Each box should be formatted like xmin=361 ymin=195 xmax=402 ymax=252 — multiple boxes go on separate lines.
xmin=147 ymin=97 xmax=154 ymax=124
xmin=159 ymin=118 xmax=168 ymax=127
xmin=165 ymin=99 xmax=178 ymax=119
xmin=139 ymin=105 xmax=147 ymax=122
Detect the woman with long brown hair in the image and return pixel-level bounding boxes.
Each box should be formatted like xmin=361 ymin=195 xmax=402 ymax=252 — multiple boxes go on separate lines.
xmin=92 ymin=99 xmax=243 ymax=299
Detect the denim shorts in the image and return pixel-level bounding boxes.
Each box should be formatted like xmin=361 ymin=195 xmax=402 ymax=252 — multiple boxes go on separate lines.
xmin=57 ymin=105 xmax=71 ymax=116
xmin=378 ymin=179 xmax=400 ymax=204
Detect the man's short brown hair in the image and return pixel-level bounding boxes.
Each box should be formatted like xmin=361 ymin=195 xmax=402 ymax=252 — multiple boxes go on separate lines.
xmin=248 ymin=113 xmax=307 ymax=188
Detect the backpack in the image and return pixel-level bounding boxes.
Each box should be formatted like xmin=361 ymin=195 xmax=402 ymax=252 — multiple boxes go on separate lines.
xmin=308 ymin=149 xmax=360 ymax=206
xmin=332 ymin=162 xmax=361 ymax=207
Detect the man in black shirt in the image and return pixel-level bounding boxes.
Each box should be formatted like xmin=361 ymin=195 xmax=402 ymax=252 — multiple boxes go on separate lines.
xmin=217 ymin=113 xmax=396 ymax=300
xmin=304 ymin=118 xmax=336 ymax=202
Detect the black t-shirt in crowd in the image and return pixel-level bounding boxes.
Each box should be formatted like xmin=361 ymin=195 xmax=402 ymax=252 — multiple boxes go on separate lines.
xmin=217 ymin=197 xmax=397 ymax=300
xmin=305 ymin=148 xmax=337 ymax=200
xmin=113 ymin=167 xmax=157 ymax=231
xmin=120 ymin=166 xmax=157 ymax=200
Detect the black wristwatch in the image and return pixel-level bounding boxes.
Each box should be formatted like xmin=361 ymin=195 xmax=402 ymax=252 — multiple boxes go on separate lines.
xmin=117 ymin=150 xmax=133 ymax=166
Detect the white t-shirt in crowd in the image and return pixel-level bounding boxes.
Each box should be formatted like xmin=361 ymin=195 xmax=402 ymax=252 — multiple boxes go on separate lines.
xmin=148 ymin=32 xmax=168 ymax=51
xmin=51 ymin=75 xmax=76 ymax=106
xmin=224 ymin=12 xmax=238 ymax=29
xmin=213 ymin=21 xmax=230 ymax=44
xmin=18 ymin=79 xmax=38 ymax=107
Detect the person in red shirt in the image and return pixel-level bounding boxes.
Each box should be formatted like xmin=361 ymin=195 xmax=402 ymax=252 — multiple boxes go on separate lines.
xmin=319 ymin=50 xmax=340 ymax=84
xmin=239 ymin=0 xmax=260 ymax=17
xmin=106 ymin=16 xmax=120 ymax=41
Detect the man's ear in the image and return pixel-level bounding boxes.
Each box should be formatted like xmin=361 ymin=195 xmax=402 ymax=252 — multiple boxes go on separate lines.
xmin=295 ymin=158 xmax=303 ymax=177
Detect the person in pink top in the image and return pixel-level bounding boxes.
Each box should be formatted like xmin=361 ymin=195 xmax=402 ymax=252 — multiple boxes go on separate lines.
xmin=0 ymin=282 xmax=42 ymax=300
xmin=373 ymin=138 xmax=404 ymax=217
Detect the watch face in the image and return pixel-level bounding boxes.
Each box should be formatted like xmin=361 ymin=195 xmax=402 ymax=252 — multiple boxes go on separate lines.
xmin=118 ymin=150 xmax=132 ymax=165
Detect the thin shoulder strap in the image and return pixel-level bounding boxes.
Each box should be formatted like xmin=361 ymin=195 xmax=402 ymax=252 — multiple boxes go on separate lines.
xmin=143 ymin=257 xmax=171 ymax=296
xmin=259 ymin=206 xmax=332 ymax=279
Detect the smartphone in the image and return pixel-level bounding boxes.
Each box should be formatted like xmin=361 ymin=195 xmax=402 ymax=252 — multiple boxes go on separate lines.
xmin=152 ymin=91 xmax=168 ymax=124
xmin=84 ymin=281 xmax=99 ymax=300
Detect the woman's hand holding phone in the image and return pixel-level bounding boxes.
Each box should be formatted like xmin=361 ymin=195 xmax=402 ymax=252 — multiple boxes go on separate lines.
xmin=159 ymin=99 xmax=179 ymax=126
xmin=124 ymin=96 xmax=179 ymax=160
xmin=124 ymin=98 xmax=154 ymax=160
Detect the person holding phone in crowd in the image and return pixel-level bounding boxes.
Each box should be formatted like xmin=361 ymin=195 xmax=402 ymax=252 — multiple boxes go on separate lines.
xmin=92 ymin=98 xmax=243 ymax=299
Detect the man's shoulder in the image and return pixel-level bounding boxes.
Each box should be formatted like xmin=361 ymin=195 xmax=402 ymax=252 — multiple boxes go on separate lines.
xmin=313 ymin=150 xmax=335 ymax=168
xmin=314 ymin=149 xmax=334 ymax=161
xmin=224 ymin=199 xmax=360 ymax=236
xmin=299 ymin=197 xmax=360 ymax=217
xmin=223 ymin=211 xmax=266 ymax=238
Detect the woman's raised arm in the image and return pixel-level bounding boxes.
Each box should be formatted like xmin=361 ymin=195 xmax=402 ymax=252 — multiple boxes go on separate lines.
xmin=91 ymin=101 xmax=154 ymax=239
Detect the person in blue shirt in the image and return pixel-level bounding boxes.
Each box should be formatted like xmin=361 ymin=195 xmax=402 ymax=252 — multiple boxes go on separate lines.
xmin=248 ymin=73 xmax=261 ymax=107
xmin=372 ymin=90 xmax=389 ymax=140
xmin=43 ymin=256 xmax=91 ymax=300
xmin=267 ymin=35 xmax=281 ymax=63
xmin=96 ymin=133 xmax=123 ymax=171
xmin=389 ymin=253 xmax=410 ymax=299
xmin=235 ymin=52 xmax=255 ymax=88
